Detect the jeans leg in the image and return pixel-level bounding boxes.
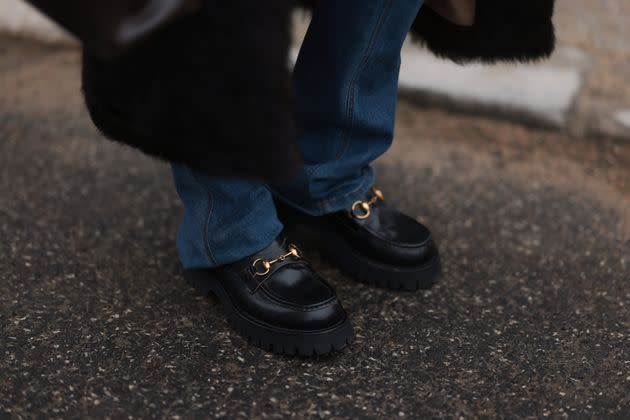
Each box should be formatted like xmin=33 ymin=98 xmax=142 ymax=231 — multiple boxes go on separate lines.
xmin=171 ymin=163 xmax=283 ymax=269
xmin=273 ymin=0 xmax=424 ymax=215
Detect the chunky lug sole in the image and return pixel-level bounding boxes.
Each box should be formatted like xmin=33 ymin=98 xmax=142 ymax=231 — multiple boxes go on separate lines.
xmin=320 ymin=230 xmax=441 ymax=291
xmin=184 ymin=269 xmax=354 ymax=356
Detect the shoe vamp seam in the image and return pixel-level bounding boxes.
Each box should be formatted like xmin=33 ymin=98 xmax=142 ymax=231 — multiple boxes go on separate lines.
xmin=218 ymin=274 xmax=341 ymax=316
xmin=358 ymin=224 xmax=432 ymax=248
xmin=259 ymin=286 xmax=338 ymax=312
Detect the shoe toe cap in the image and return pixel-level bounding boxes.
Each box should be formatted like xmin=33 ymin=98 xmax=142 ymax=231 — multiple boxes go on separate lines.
xmin=358 ymin=208 xmax=438 ymax=266
xmin=260 ymin=268 xmax=348 ymax=331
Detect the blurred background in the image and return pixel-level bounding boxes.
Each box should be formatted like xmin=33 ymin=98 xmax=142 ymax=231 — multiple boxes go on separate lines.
xmin=1 ymin=1 xmax=629 ymax=418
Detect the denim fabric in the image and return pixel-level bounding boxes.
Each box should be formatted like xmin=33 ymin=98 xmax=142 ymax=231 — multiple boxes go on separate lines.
xmin=272 ymin=0 xmax=425 ymax=215
xmin=171 ymin=0 xmax=425 ymax=268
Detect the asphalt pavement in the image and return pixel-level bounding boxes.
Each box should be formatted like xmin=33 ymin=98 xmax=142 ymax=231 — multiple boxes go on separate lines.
xmin=1 ymin=36 xmax=629 ymax=418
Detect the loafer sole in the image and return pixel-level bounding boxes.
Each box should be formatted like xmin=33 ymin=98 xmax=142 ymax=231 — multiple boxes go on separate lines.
xmin=184 ymin=269 xmax=355 ymax=356
xmin=321 ymin=230 xmax=441 ymax=291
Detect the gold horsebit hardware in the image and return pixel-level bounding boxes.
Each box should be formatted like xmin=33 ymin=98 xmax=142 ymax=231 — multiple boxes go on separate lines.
xmin=252 ymin=244 xmax=302 ymax=277
xmin=351 ymin=188 xmax=384 ymax=220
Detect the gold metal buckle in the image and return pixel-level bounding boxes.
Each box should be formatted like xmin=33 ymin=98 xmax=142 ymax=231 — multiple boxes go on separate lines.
xmin=351 ymin=188 xmax=384 ymax=220
xmin=252 ymin=244 xmax=301 ymax=277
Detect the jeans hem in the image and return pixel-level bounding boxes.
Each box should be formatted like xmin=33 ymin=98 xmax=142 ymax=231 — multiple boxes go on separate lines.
xmin=271 ymin=171 xmax=373 ymax=216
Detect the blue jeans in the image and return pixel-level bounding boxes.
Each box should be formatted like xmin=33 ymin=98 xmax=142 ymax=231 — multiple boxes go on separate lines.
xmin=172 ymin=0 xmax=425 ymax=268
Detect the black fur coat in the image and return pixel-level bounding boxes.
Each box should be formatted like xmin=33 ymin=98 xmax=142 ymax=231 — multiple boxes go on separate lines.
xmin=82 ymin=0 xmax=555 ymax=181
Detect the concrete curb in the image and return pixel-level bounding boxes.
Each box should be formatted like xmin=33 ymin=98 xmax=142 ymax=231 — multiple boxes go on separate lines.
xmin=397 ymin=46 xmax=587 ymax=130
xmin=0 ymin=0 xmax=75 ymax=45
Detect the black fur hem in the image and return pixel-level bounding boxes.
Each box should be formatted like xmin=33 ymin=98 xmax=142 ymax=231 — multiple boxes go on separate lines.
xmin=82 ymin=0 xmax=301 ymax=181
xmin=411 ymin=0 xmax=556 ymax=64
xmin=81 ymin=0 xmax=556 ymax=180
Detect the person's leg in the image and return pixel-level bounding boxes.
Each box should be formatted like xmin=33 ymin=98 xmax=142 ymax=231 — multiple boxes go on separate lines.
xmin=171 ymin=164 xmax=353 ymax=356
xmin=171 ymin=163 xmax=283 ymax=268
xmin=273 ymin=0 xmax=440 ymax=291
xmin=273 ymin=0 xmax=425 ymax=215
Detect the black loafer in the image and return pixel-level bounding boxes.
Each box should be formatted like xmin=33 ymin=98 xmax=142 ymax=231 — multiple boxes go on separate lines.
xmin=275 ymin=188 xmax=441 ymax=290
xmin=184 ymin=239 xmax=354 ymax=356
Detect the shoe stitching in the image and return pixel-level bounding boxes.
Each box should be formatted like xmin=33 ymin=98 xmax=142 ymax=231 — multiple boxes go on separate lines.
xmin=231 ymin=264 xmax=338 ymax=311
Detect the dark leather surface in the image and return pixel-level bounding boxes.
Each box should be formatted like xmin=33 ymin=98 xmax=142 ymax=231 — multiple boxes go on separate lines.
xmin=276 ymin=193 xmax=438 ymax=267
xmin=215 ymin=240 xmax=347 ymax=331
xmin=325 ymin=200 xmax=437 ymax=267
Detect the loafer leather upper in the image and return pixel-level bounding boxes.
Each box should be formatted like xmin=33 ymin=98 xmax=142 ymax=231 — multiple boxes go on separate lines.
xmin=215 ymin=240 xmax=347 ymax=331
xmin=276 ymin=188 xmax=438 ymax=268
xmin=326 ymin=200 xmax=436 ymax=266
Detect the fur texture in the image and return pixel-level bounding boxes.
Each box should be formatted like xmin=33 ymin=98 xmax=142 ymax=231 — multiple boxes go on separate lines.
xmin=82 ymin=0 xmax=556 ymax=180
xmin=82 ymin=0 xmax=299 ymax=181
xmin=412 ymin=0 xmax=556 ymax=63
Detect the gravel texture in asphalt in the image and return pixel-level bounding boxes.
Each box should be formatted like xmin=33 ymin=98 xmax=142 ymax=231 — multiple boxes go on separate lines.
xmin=1 ymin=37 xmax=629 ymax=418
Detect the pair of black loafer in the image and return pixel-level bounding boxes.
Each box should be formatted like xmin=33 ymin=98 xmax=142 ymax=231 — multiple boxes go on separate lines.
xmin=184 ymin=188 xmax=441 ymax=356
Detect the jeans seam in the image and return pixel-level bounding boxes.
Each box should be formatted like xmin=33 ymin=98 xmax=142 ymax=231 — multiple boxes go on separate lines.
xmin=305 ymin=0 xmax=394 ymax=214
xmin=340 ymin=0 xmax=393 ymax=159
xmin=189 ymin=169 xmax=218 ymax=267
